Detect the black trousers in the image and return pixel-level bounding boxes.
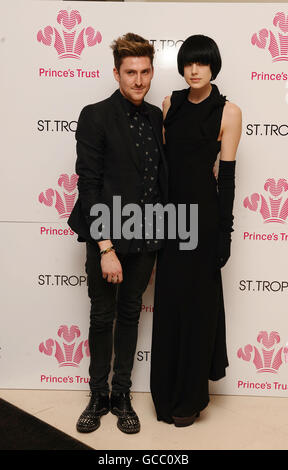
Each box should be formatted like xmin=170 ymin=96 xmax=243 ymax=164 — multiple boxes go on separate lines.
xmin=85 ymin=243 xmax=156 ymax=393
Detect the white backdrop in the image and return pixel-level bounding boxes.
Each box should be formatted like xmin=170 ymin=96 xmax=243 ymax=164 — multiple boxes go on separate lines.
xmin=1 ymin=1 xmax=288 ymax=397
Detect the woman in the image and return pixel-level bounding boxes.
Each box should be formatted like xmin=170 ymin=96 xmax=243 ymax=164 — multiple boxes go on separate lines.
xmin=150 ymin=35 xmax=242 ymax=426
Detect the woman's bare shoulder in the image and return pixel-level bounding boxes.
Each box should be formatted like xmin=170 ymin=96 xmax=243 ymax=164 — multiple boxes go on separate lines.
xmin=162 ymin=95 xmax=171 ymax=119
xmin=223 ymin=101 xmax=242 ymax=119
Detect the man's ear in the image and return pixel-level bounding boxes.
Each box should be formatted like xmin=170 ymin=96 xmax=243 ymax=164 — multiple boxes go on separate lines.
xmin=113 ymin=67 xmax=120 ymax=83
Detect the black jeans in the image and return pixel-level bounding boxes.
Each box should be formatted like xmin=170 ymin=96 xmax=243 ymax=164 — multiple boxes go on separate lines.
xmin=85 ymin=243 xmax=156 ymax=394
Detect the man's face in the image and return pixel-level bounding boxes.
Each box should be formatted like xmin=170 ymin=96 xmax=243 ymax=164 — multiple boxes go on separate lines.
xmin=113 ymin=56 xmax=154 ymax=106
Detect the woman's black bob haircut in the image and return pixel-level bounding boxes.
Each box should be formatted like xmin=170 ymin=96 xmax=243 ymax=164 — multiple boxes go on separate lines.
xmin=177 ymin=35 xmax=222 ymax=81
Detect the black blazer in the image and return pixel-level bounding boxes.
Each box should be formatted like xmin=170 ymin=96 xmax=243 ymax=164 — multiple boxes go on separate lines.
xmin=68 ymin=89 xmax=168 ymax=253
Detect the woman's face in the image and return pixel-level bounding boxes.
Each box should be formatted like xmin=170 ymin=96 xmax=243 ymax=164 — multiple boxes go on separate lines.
xmin=183 ymin=62 xmax=212 ymax=90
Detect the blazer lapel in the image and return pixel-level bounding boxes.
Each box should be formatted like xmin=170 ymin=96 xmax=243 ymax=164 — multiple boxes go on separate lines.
xmin=146 ymin=107 xmax=166 ymax=165
xmin=111 ymin=90 xmax=142 ymax=173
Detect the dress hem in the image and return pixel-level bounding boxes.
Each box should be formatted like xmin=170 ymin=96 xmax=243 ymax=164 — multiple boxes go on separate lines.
xmin=155 ymin=398 xmax=210 ymax=425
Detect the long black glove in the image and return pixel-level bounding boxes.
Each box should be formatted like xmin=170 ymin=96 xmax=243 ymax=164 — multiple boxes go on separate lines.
xmin=217 ymin=160 xmax=236 ymax=268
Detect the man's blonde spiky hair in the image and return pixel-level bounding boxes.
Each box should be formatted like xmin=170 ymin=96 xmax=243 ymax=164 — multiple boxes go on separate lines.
xmin=111 ymin=33 xmax=155 ymax=71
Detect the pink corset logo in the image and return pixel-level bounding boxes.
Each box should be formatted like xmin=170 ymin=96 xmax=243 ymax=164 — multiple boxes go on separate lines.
xmin=37 ymin=9 xmax=102 ymax=59
xmin=252 ymin=12 xmax=288 ymax=62
xmin=243 ymin=178 xmax=288 ymax=223
xmin=39 ymin=325 xmax=89 ymax=367
xmin=237 ymin=331 xmax=288 ymax=373
xmin=38 ymin=173 xmax=78 ymax=218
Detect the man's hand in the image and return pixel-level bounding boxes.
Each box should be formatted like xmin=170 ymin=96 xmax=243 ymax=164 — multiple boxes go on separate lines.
xmin=101 ymin=251 xmax=123 ymax=284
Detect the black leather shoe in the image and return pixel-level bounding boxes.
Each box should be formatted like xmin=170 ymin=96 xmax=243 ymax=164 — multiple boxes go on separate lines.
xmin=110 ymin=392 xmax=140 ymax=434
xmin=172 ymin=412 xmax=200 ymax=427
xmin=76 ymin=392 xmax=110 ymax=433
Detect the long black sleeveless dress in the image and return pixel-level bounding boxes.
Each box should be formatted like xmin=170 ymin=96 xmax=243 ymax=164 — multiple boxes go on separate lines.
xmin=150 ymin=84 xmax=229 ymax=423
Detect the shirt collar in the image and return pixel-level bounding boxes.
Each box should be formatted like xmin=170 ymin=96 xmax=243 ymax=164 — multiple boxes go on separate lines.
xmin=119 ymin=91 xmax=148 ymax=116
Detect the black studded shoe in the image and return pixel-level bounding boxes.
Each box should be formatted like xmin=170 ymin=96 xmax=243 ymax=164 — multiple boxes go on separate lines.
xmin=76 ymin=392 xmax=110 ymax=433
xmin=110 ymin=392 xmax=140 ymax=434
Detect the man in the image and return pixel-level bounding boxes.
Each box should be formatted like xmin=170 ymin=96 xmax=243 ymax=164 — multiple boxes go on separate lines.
xmin=68 ymin=33 xmax=167 ymax=434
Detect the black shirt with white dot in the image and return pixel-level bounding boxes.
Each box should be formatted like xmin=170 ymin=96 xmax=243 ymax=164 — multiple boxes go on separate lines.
xmin=120 ymin=94 xmax=163 ymax=252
